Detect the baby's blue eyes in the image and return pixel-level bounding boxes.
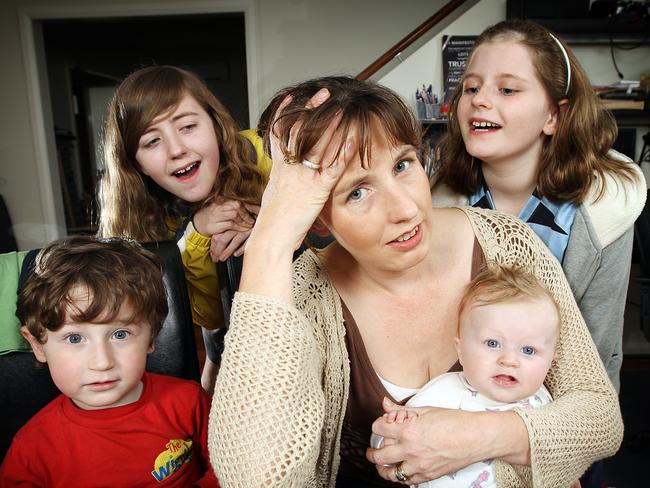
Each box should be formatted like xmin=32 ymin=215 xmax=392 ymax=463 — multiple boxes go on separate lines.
xmin=484 ymin=340 xmax=536 ymax=356
xmin=521 ymin=346 xmax=536 ymax=356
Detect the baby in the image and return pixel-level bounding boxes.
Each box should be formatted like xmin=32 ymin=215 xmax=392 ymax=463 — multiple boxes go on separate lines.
xmin=373 ymin=264 xmax=560 ymax=488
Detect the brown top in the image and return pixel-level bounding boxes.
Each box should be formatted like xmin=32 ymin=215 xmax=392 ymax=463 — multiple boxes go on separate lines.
xmin=336 ymin=238 xmax=484 ymax=486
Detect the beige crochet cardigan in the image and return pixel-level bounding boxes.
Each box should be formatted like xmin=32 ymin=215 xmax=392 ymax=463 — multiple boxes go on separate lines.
xmin=209 ymin=207 xmax=623 ymax=487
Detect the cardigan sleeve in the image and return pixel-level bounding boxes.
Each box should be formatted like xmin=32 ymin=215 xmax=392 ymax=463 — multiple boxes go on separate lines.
xmin=208 ymin=292 xmax=326 ymax=487
xmin=465 ymin=208 xmax=624 ymax=487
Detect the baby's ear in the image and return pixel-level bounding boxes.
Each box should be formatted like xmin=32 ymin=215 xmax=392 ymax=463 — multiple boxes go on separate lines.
xmin=310 ymin=218 xmax=331 ymax=238
xmin=20 ymin=326 xmax=47 ymax=363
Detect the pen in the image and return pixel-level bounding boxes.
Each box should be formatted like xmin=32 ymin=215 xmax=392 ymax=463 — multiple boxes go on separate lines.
xmin=421 ymin=84 xmax=430 ymax=103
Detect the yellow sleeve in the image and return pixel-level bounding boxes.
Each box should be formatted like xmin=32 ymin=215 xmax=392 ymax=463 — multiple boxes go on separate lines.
xmin=240 ymin=129 xmax=272 ymax=180
xmin=176 ymin=221 xmax=224 ymax=330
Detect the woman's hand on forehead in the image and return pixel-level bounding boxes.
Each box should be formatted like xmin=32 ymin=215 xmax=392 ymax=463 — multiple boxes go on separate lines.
xmin=250 ymin=91 xmax=356 ymax=252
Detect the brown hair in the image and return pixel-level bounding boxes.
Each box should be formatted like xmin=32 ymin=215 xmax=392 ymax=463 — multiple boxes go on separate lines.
xmin=17 ymin=236 xmax=168 ymax=343
xmin=97 ymin=65 xmax=265 ymax=240
xmin=258 ymin=76 xmax=424 ymax=169
xmin=436 ymin=19 xmax=638 ymax=204
xmin=458 ymin=264 xmax=560 ymax=333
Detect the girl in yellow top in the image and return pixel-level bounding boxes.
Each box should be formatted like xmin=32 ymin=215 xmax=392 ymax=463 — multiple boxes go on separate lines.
xmin=97 ymin=65 xmax=271 ymax=392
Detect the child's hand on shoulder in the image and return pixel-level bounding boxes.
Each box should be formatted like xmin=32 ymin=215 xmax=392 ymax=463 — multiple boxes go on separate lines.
xmin=193 ymin=198 xmax=259 ymax=261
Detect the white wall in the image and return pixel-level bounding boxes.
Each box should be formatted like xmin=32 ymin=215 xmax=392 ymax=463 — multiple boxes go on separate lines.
xmin=380 ymin=0 xmax=507 ymax=110
xmin=0 ymin=0 xmax=446 ymax=250
xmin=253 ymin=0 xmax=448 ymax=116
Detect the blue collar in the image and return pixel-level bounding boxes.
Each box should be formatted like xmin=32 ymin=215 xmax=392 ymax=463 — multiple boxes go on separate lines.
xmin=469 ymin=183 xmax=578 ymax=263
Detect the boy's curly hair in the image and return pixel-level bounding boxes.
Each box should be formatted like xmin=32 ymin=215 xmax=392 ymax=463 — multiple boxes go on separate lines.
xmin=17 ymin=236 xmax=168 ymax=343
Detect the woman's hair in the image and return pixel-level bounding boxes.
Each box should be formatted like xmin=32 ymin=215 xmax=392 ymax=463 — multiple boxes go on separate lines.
xmin=97 ymin=65 xmax=265 ymax=241
xmin=258 ymin=76 xmax=423 ymax=169
xmin=17 ymin=236 xmax=168 ymax=344
xmin=436 ymin=19 xmax=637 ymax=204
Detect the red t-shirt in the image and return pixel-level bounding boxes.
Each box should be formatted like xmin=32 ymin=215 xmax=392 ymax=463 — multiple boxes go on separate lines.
xmin=0 ymin=373 xmax=219 ymax=487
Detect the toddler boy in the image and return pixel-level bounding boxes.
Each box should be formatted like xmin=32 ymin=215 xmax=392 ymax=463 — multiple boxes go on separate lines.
xmin=0 ymin=236 xmax=218 ymax=487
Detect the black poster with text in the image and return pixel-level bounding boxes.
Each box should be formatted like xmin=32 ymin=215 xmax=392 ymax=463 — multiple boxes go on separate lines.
xmin=442 ymin=35 xmax=476 ymax=101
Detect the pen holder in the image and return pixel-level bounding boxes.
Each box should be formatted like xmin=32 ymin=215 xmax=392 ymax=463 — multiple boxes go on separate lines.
xmin=425 ymin=103 xmax=434 ymax=119
xmin=416 ymin=100 xmax=427 ymax=120
xmin=431 ymin=103 xmax=441 ymax=119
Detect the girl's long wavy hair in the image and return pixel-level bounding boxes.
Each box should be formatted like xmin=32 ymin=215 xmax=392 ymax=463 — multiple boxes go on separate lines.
xmin=97 ymin=65 xmax=265 ymax=241
xmin=436 ymin=20 xmax=638 ymax=204
xmin=258 ymin=76 xmax=423 ymax=171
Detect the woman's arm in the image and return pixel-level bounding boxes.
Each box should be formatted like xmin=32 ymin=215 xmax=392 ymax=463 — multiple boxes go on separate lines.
xmin=209 ymin=90 xmax=353 ymax=486
xmin=208 ymin=291 xmax=326 ymax=487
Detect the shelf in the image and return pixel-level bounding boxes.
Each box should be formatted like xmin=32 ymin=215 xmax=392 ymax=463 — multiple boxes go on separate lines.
xmin=506 ymin=0 xmax=649 ymax=45
xmin=527 ymin=18 xmax=650 ymax=45
xmin=419 ymin=111 xmax=649 ymax=132
xmin=420 ymin=118 xmax=448 ymax=126
xmin=613 ymin=110 xmax=650 ymax=126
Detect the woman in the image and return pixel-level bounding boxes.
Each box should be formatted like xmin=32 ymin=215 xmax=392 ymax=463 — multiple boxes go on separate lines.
xmin=208 ymin=76 xmax=623 ymax=487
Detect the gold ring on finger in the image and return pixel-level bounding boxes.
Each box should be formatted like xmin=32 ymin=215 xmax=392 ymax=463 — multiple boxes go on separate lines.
xmin=394 ymin=462 xmax=409 ymax=482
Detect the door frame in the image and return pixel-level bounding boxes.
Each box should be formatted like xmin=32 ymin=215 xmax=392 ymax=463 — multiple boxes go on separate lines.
xmin=18 ymin=0 xmax=260 ymax=239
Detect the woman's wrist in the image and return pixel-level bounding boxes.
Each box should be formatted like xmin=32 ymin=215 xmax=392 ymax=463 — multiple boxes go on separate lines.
xmin=239 ymin=230 xmax=296 ymax=303
xmin=479 ymin=410 xmax=531 ymax=466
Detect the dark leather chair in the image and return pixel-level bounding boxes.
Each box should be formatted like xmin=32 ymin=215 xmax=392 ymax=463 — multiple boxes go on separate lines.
xmin=635 ymin=189 xmax=650 ymax=342
xmin=0 ymin=241 xmax=200 ymax=460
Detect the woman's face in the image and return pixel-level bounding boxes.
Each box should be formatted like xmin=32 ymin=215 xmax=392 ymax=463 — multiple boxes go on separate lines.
xmin=456 ymin=40 xmax=558 ymax=170
xmin=319 ymin=128 xmax=433 ymax=274
xmin=135 ymin=93 xmax=220 ymax=203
